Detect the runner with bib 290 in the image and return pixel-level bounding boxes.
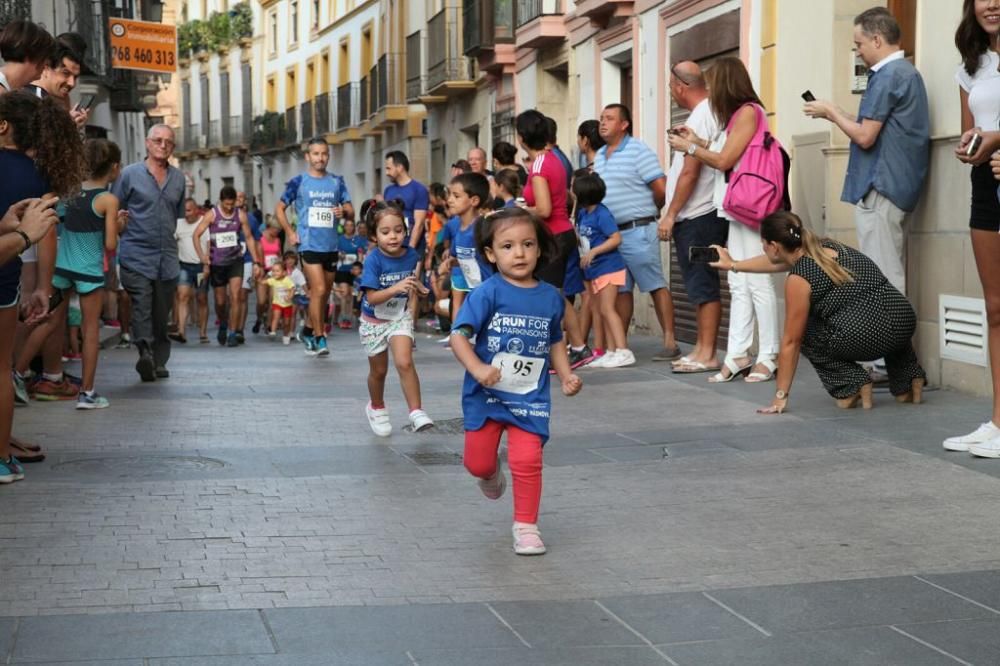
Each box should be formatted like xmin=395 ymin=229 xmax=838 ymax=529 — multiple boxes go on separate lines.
xmin=276 ymin=136 xmax=354 ymax=358
xmin=193 ymin=186 xmax=263 ymax=348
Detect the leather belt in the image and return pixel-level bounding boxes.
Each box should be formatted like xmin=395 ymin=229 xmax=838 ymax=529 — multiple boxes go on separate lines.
xmin=616 ymin=216 xmax=656 ymax=230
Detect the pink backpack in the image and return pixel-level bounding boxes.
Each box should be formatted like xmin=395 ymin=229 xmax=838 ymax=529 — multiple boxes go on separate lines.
xmin=722 ymin=103 xmax=789 ymax=229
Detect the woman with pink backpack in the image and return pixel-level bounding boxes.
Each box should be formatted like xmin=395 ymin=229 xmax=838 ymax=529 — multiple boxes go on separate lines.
xmin=668 ymin=57 xmax=785 ymax=385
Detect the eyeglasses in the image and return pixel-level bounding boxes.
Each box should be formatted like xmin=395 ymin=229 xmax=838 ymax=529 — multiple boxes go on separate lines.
xmin=149 ymin=138 xmax=175 ymax=146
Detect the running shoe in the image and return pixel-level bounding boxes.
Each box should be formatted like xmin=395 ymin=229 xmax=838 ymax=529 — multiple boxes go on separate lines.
xmin=366 ymin=402 xmax=392 ymax=437
xmin=252 ymin=319 xmax=262 ymax=334
xmin=315 ymin=336 xmax=330 ymax=357
xmin=569 ymin=345 xmax=596 ymax=369
xmin=76 ymin=392 xmax=110 ymax=410
xmin=408 ymin=409 xmax=434 ymax=432
xmin=62 ymin=352 xmax=82 ymax=362
xmin=0 ymin=456 xmax=24 ymax=484
xmin=512 ymin=523 xmax=546 ymax=556
xmin=155 ymin=367 xmax=170 ymax=379
xmin=478 ymin=464 xmax=506 ymax=500
xmin=944 ymin=422 xmax=1000 ymax=452
xmin=115 ymin=334 xmax=132 ymax=349
xmin=226 ymin=332 xmax=239 ymax=348
xmin=12 ymin=373 xmax=28 ymax=406
xmin=282 ymin=335 xmax=291 ymax=345
xmin=970 ymin=437 xmax=1000 ymax=458
xmin=303 ymin=335 xmax=318 ymax=356
xmin=217 ymin=326 xmax=228 ymax=346
xmin=235 ymin=331 xmax=246 ymax=345
xmin=135 ymin=351 xmax=156 ymax=382
xmin=267 ymin=330 xmax=277 ymax=339
xmin=32 ymin=378 xmax=79 ymax=401
xmin=103 ymin=319 xmax=121 ymax=329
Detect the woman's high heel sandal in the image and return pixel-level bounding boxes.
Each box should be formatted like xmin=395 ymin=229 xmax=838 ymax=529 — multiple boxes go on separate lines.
xmin=895 ymin=378 xmax=926 ymax=404
xmin=836 ymin=383 xmax=873 ymax=410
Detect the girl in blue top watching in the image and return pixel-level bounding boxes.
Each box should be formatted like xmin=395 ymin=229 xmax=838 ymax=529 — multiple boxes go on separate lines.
xmin=358 ymin=201 xmax=434 ymax=438
xmin=450 ymin=208 xmax=582 ymax=556
xmin=572 ymin=172 xmax=634 ymax=368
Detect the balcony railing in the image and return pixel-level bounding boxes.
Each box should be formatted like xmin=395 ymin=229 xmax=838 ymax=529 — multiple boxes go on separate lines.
xmin=465 ymin=0 xmax=517 ymax=55
xmin=368 ymin=66 xmax=378 ymax=117
xmin=300 ymin=100 xmax=313 ymax=138
xmin=285 ymin=106 xmax=298 ymax=144
xmin=516 ymin=0 xmax=560 ymax=27
xmin=180 ymin=123 xmax=204 ymax=152
xmin=336 ymin=82 xmax=360 ymax=131
xmin=208 ymin=119 xmax=222 ymax=147
xmin=427 ymin=6 xmax=473 ymax=92
xmin=226 ymin=115 xmax=245 ymax=146
xmin=359 ymin=74 xmax=369 ymax=119
xmin=250 ymin=113 xmax=295 ymax=152
xmin=375 ymin=53 xmax=403 ymax=109
xmin=314 ymin=92 xmax=331 ymax=135
xmin=405 ymin=31 xmax=423 ymax=101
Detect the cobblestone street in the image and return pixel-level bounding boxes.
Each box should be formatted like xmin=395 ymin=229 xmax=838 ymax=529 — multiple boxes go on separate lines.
xmin=3 ymin=327 xmax=1000 ymax=664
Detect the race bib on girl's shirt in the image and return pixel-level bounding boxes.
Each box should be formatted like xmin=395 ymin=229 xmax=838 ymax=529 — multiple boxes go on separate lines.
xmin=359 ymin=247 xmax=420 ymax=322
xmin=453 ymin=277 xmax=565 ymax=442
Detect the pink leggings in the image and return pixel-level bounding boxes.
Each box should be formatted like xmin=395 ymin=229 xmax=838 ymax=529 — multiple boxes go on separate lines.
xmin=464 ymin=420 xmax=543 ymax=524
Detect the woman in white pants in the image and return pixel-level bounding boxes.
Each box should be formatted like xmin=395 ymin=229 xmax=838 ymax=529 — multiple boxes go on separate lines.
xmin=668 ymin=56 xmax=779 ymax=383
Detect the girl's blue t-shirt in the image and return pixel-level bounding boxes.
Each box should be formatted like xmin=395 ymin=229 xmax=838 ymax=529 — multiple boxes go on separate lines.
xmin=359 ymin=246 xmax=419 ymax=321
xmin=279 ymin=172 xmax=350 ymax=253
xmin=577 ymin=203 xmax=626 ymax=281
xmin=337 ymin=234 xmax=367 ymax=271
xmin=453 ymin=277 xmax=565 ymax=442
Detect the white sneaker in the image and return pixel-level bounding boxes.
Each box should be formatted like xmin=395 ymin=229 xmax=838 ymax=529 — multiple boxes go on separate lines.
xmin=943 ymin=422 xmax=1000 ymax=452
xmin=614 ymin=349 xmax=636 ymax=367
xmin=587 ymin=351 xmax=613 ymax=368
xmin=478 ymin=464 xmax=506 ymax=500
xmin=282 ymin=336 xmax=291 ymax=345
xmin=366 ymin=402 xmax=392 ymax=437
xmin=408 ymin=409 xmax=434 ymax=432
xmin=970 ymin=435 xmax=1000 ymax=458
xmin=512 ymin=522 xmax=546 ymax=555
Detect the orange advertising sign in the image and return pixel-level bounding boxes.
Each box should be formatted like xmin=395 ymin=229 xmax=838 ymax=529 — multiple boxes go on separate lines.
xmin=109 ymin=18 xmax=177 ymax=73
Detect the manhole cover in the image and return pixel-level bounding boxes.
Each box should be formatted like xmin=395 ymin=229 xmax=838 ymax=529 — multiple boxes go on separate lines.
xmin=408 ymin=451 xmax=463 ymax=466
xmin=403 ymin=417 xmax=465 ymax=435
xmin=52 ymin=456 xmax=227 ymax=478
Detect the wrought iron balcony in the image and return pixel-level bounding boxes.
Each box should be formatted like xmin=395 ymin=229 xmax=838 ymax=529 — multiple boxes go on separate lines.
xmin=515 ymin=0 xmax=565 ymax=48
xmin=226 ymin=115 xmax=247 ymax=146
xmin=405 ymin=31 xmax=423 ymax=102
xmin=464 ymin=0 xmax=517 ymax=56
xmin=426 ymin=6 xmax=475 ymax=99
xmin=359 ymin=74 xmax=369 ymax=120
xmin=300 ymin=100 xmax=314 ymax=138
xmin=180 ymin=123 xmax=204 ymax=152
xmin=368 ymin=66 xmax=378 ymax=118
xmin=208 ymin=119 xmax=223 ymax=147
xmin=336 ymin=82 xmax=360 ymax=131
xmin=285 ymin=106 xmax=298 ymax=145
xmin=250 ymin=112 xmax=295 ymax=152
xmin=314 ymin=93 xmax=331 ymax=135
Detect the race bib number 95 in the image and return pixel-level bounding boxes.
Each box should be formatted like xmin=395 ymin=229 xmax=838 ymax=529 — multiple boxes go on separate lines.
xmin=490 ymin=352 xmax=543 ymax=395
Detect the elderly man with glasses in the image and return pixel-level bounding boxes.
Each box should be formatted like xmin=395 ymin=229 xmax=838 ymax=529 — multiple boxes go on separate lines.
xmin=111 ymin=124 xmax=187 ymax=382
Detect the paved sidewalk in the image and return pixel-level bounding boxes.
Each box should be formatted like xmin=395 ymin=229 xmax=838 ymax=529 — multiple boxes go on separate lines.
xmin=3 ymin=325 xmax=1000 ymax=664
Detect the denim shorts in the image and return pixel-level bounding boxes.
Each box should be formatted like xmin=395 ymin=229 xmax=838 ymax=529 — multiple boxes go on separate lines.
xmin=177 ymin=262 xmax=208 ymax=292
xmin=618 ymin=223 xmax=667 ymax=293
xmin=673 ymin=211 xmax=729 ymax=305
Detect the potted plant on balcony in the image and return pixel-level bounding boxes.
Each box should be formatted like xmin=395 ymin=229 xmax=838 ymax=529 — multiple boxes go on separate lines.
xmin=231 ymin=2 xmax=254 ymax=48
xmin=206 ymin=11 xmax=233 ymax=56
xmin=177 ymin=20 xmax=206 ymax=65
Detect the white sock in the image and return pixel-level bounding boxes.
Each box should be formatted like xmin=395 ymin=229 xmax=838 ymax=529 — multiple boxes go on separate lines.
xmin=43 ymin=372 xmax=62 ymax=382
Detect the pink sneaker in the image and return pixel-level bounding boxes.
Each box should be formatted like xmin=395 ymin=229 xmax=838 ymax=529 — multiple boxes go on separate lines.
xmin=512 ymin=522 xmax=546 ymax=555
xmin=477 ymin=465 xmax=506 ymax=500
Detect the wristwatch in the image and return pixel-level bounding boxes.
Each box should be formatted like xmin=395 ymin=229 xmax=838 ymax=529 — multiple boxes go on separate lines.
xmin=775 ymin=390 xmax=788 ymax=400
xmin=686 ymin=143 xmax=697 ymax=156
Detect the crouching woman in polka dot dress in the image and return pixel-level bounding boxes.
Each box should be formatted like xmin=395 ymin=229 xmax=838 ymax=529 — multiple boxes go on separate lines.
xmin=712 ymin=211 xmax=926 ymax=414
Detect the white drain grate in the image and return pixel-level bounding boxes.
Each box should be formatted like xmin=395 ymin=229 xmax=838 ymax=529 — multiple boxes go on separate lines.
xmin=939 ymin=295 xmax=988 ymax=367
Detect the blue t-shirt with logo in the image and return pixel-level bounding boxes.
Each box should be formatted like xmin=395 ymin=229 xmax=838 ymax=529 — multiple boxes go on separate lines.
xmin=280 ymin=172 xmax=351 ymax=253
xmin=383 ymin=179 xmax=429 ymax=244
xmin=454 ymin=276 xmax=565 ymax=442
xmin=337 ymin=234 xmax=368 ymax=271
xmin=577 ymin=203 xmax=627 ymax=281
xmin=449 ymin=217 xmax=493 ymax=289
xmin=359 ymin=247 xmax=419 ymax=321
xmin=242 ymin=211 xmax=262 ymax=263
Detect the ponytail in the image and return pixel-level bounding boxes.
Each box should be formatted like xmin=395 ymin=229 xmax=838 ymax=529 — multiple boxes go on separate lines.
xmin=33 ymin=96 xmax=87 ymax=198
xmin=761 ymin=211 xmax=854 ymax=286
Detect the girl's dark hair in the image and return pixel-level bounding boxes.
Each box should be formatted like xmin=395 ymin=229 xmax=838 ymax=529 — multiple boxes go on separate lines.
xmin=493 ymin=168 xmax=521 ymax=198
xmin=760 ymin=211 xmax=853 ymax=286
xmin=572 ymin=172 xmax=606 ymax=208
xmin=475 ymin=207 xmax=556 ymax=276
xmin=577 ymin=119 xmax=605 ymax=152
xmin=83 ymin=138 xmax=121 ymax=179
xmin=429 ymin=181 xmax=447 ymax=200
xmin=0 ymin=92 xmax=85 ymax=198
xmin=492 ymin=141 xmax=517 ymax=166
xmin=956 ymin=0 xmax=990 ymax=76
xmin=363 ymin=199 xmax=405 ymax=239
xmin=705 ymin=57 xmax=763 ymax=127
xmin=515 ymin=109 xmax=549 ymax=151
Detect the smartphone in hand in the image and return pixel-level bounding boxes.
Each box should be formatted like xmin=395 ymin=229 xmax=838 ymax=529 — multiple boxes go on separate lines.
xmin=688 ymin=246 xmax=720 ymax=264
xmin=801 ymin=90 xmax=816 ymax=103
xmin=966 ymin=133 xmax=983 ymax=157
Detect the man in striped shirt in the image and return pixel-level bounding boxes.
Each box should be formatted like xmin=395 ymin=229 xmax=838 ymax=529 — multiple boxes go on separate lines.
xmin=594 ymin=103 xmax=679 ymax=360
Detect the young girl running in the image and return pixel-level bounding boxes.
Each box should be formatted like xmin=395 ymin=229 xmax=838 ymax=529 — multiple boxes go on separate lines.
xmin=450 ymin=208 xmax=583 ymax=555
xmin=35 ymin=138 xmax=124 ymax=409
xmin=263 ymin=261 xmax=295 ymax=344
xmin=359 ymin=201 xmax=434 ymax=437
xmin=572 ymin=172 xmax=634 ymax=368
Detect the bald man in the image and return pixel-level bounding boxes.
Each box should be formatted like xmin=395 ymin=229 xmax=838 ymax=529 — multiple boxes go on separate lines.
xmin=467 ymin=147 xmax=490 ymax=176
xmin=660 ymin=61 xmax=727 ymax=372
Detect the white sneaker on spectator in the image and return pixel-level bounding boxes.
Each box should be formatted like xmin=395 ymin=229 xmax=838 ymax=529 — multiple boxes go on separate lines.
xmin=587 ymin=351 xmax=613 ymax=368
xmin=603 ymin=349 xmax=636 ymax=368
xmin=943 ymin=422 xmax=1000 ymax=452
xmin=366 ymin=402 xmax=392 ymax=437
xmin=970 ymin=434 xmax=1000 ymax=458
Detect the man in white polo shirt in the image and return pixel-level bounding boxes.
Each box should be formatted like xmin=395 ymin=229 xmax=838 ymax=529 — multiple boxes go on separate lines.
xmin=594 ymin=103 xmax=679 ymax=360
xmin=659 ymin=61 xmax=728 ymax=374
